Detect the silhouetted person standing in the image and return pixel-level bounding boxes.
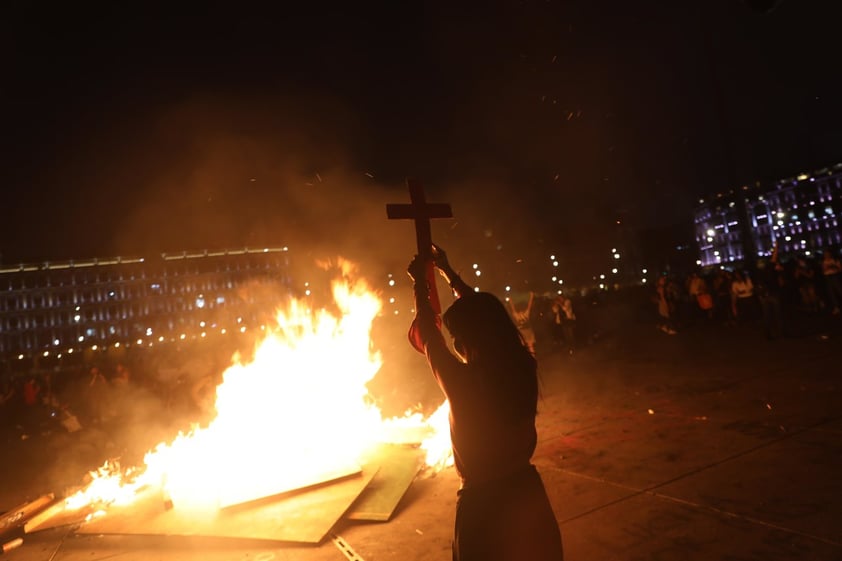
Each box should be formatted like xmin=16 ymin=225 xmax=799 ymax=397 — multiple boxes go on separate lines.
xmin=821 ymin=248 xmax=842 ymax=315
xmin=407 ymin=244 xmax=563 ymax=561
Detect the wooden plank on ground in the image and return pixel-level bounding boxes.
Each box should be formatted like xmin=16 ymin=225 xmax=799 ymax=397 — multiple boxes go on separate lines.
xmin=23 ymin=499 xmax=93 ymax=534
xmin=0 ymin=494 xmax=56 ymax=544
xmin=346 ymin=444 xmax=423 ymax=521
xmin=75 ymin=468 xmax=377 ymax=544
xmin=0 ymin=494 xmax=55 ymax=532
xmin=218 ymin=462 xmax=362 ymax=509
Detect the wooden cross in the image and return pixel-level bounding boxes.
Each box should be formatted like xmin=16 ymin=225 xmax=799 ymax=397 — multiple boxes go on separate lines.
xmin=387 ymin=178 xmax=453 ymax=314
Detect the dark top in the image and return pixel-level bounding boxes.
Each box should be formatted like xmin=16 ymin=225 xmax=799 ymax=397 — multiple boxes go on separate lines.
xmin=410 ymin=294 xmax=537 ymax=488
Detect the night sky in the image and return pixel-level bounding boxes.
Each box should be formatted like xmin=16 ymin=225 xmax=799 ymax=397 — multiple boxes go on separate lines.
xmin=3 ymin=1 xmax=842 ymax=284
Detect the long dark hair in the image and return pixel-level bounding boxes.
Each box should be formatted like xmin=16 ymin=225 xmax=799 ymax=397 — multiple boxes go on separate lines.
xmin=443 ymin=292 xmax=538 ymax=418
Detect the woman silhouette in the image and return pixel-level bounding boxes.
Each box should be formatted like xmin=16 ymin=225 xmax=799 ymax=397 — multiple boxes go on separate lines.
xmin=407 ymin=244 xmax=564 ymax=561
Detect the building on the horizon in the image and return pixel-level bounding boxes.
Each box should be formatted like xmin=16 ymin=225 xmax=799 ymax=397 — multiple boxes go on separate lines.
xmin=0 ymin=248 xmax=293 ymax=367
xmin=694 ymin=162 xmax=842 ymax=268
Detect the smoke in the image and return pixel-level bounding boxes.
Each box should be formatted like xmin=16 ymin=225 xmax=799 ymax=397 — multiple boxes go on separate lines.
xmin=61 ymin=93 xmax=416 ymax=283
xmin=9 ymin=84 xmax=616 ymax=289
xmin=0 ymin=87 xmax=629 ymax=500
xmin=74 ymin=92 xmax=542 ymax=287
xmin=5 ymin=22 xmax=630 ymax=287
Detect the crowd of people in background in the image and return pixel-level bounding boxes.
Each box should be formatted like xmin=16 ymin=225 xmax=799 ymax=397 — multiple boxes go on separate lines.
xmin=504 ymin=290 xmax=583 ymax=358
xmin=0 ymin=350 xmax=225 ymax=441
xmin=3 ymin=247 xmax=840 ymax=442
xmin=651 ymin=247 xmax=842 ymax=340
xmin=498 ymin=248 xmax=842 ymax=358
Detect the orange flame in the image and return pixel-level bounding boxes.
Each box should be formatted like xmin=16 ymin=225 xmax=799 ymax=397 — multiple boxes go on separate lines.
xmin=64 ymin=262 xmax=452 ymax=513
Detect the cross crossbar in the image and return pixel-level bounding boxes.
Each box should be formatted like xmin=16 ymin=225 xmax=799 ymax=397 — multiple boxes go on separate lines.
xmin=386 ymin=178 xmax=453 ymax=314
xmin=385 ymin=179 xmax=452 ymax=259
xmin=386 ymin=203 xmax=453 ymax=221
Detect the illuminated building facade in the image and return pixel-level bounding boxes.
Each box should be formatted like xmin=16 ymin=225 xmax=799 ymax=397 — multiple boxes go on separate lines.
xmin=0 ymin=248 xmax=292 ymax=361
xmin=695 ymin=163 xmax=842 ymax=267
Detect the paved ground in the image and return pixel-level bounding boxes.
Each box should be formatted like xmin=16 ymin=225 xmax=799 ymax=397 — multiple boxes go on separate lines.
xmin=2 ymin=300 xmax=841 ymax=560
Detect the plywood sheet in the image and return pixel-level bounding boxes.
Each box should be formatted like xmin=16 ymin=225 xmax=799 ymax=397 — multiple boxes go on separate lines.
xmin=23 ymin=499 xmax=92 ymax=534
xmin=75 ymin=468 xmax=376 ymax=544
xmin=1 ymin=494 xmax=56 ymax=543
xmin=346 ymin=444 xmax=423 ymax=521
xmin=0 ymin=494 xmax=55 ymax=531
xmin=218 ymin=462 xmax=362 ymax=508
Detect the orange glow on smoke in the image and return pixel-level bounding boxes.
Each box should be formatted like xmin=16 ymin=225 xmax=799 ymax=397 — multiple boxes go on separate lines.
xmin=64 ymin=261 xmax=452 ymax=514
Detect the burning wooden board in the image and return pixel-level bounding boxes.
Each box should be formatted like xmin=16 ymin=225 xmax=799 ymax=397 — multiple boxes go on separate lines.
xmin=1 ymin=494 xmax=56 ymax=546
xmin=75 ymin=468 xmax=376 ymax=544
xmin=345 ymin=444 xmax=423 ymax=521
xmin=23 ymin=498 xmax=95 ymax=534
xmin=0 ymin=494 xmax=55 ymax=531
xmin=218 ymin=461 xmax=362 ymax=509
